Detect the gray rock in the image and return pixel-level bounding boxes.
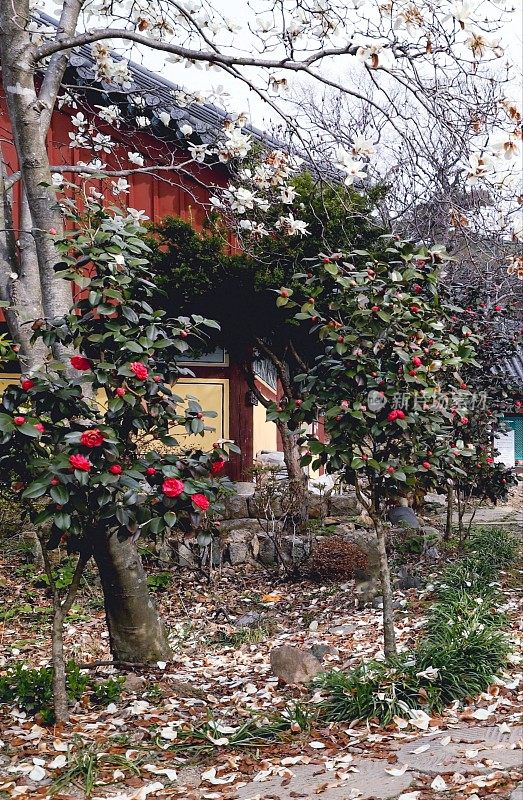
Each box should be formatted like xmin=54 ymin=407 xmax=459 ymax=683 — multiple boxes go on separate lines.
xmin=176 ymin=542 xmax=196 ymax=567
xmin=123 ymin=673 xmax=146 ymax=693
xmin=280 ymin=535 xmax=311 ymax=564
xmin=397 ymin=565 xmax=423 ymax=590
xmin=248 ymin=492 xmax=284 ymax=519
xmin=328 ymin=623 xmax=356 ymax=636
xmin=232 ymin=482 xmax=256 ymax=497
xmin=308 ymin=493 xmax=329 ymax=520
xmin=372 ymin=595 xmax=384 ymax=609
xmin=309 ymin=643 xmax=339 ymax=661
xmin=211 ymin=539 xmax=222 ymax=567
xmin=257 ymin=535 xmax=276 ymax=566
xmin=424 ymin=545 xmax=440 ymax=560
xmin=234 ymin=612 xmax=262 ymax=628
xmin=219 ymin=518 xmax=275 ymax=535
xmin=228 ymin=541 xmax=248 ymax=565
xmin=328 ymin=494 xmax=359 ymax=516
xmin=270 ymin=645 xmax=322 ymax=684
xmin=387 ymin=506 xmax=420 ymax=528
xmin=223 ymin=494 xmax=250 ymax=519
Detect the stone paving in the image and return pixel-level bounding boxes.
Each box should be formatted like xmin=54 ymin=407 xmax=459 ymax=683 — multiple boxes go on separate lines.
xmin=235 ymin=725 xmax=523 ymax=800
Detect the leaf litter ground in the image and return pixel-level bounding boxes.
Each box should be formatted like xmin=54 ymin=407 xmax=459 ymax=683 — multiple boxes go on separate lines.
xmin=0 ymin=541 xmax=522 ymax=800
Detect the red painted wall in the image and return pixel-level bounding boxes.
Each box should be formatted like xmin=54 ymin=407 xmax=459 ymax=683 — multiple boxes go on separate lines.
xmin=0 ymin=87 xmax=254 ymax=479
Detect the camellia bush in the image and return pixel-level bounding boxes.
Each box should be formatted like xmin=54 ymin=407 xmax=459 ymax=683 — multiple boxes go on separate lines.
xmin=0 ymin=199 xmax=234 ymax=720
xmin=272 ymin=238 xmax=479 ymax=657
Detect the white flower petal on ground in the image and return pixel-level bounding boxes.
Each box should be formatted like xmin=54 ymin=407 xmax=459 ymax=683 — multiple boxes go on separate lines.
xmin=431 ymin=775 xmax=448 ymax=791
xmin=385 ymin=763 xmax=409 ymax=776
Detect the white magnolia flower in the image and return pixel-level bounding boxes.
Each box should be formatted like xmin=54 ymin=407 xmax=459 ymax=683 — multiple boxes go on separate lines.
xmin=188 ymin=144 xmax=210 ymax=163
xmin=51 ymin=172 xmax=64 ymax=187
xmin=71 ymin=111 xmax=87 ymax=128
xmin=218 ymin=128 xmax=252 ymax=162
xmin=95 ymin=104 xmax=121 ymax=125
xmin=68 ymin=131 xmax=89 ymax=149
xmin=280 ymin=185 xmax=297 ymax=204
xmin=448 ymin=1 xmax=474 ymax=25
xmin=127 ymin=151 xmax=144 ymax=166
xmin=394 ymin=7 xmax=424 ymax=34
xmin=275 ymin=213 xmax=309 ymax=236
xmin=352 ymin=135 xmax=375 ymax=157
xmin=489 ymin=136 xmax=520 ymax=160
xmin=180 ymin=123 xmax=193 ymax=137
xmin=462 ymin=152 xmax=494 ymax=183
xmin=136 ymin=116 xmax=149 ymax=128
xmin=91 ymin=132 xmax=113 ymax=153
xmin=230 ymin=186 xmax=256 ymax=213
xmin=158 ymin=111 xmax=171 ymax=126
xmin=127 ymin=208 xmax=149 ymax=222
xmin=111 ymin=178 xmax=130 ymax=196
xmin=335 ymin=148 xmax=367 ymax=184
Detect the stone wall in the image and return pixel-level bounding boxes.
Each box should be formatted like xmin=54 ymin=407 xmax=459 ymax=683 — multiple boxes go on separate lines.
xmin=170 ymin=482 xmax=364 ymax=569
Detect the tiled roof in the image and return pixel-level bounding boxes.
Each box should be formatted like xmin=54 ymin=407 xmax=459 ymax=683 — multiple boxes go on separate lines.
xmin=37 ymin=12 xmax=279 ymax=149
xmin=505 ymin=350 xmax=523 ymax=385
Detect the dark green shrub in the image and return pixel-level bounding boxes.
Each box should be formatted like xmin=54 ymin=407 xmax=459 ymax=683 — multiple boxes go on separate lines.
xmin=0 ymin=662 xmax=89 ymax=723
xmin=91 ymin=676 xmax=124 ymax=706
xmin=0 ymin=662 xmax=125 ymax=721
xmin=146 ymin=571 xmax=173 ymax=591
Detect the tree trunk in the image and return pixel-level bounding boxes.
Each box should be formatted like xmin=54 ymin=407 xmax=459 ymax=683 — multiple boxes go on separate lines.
xmin=51 ymin=607 xmax=69 ymax=723
xmin=374 ymin=518 xmax=397 ymax=659
xmin=278 ymin=420 xmax=308 ymax=533
xmin=444 ymin=483 xmax=453 ymax=541
xmin=91 ymin=529 xmax=172 ymax=663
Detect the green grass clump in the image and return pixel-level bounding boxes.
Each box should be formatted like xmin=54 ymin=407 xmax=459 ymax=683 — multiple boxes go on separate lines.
xmin=215 ymin=624 xmax=269 ymax=647
xmin=317 ymin=527 xmax=516 ymax=725
xmin=465 ymin=527 xmax=520 ymax=572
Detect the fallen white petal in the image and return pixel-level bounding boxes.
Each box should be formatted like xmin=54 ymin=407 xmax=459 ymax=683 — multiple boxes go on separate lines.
xmin=410 ymin=744 xmax=430 ymax=754
xmin=398 ymin=793 xmax=421 ymax=800
xmin=465 ymin=749 xmax=479 ymax=758
xmin=439 ymin=736 xmax=452 ymax=746
xmin=472 ymin=708 xmax=491 ymax=720
xmin=431 ymin=775 xmax=448 ymax=791
xmin=28 ymin=765 xmax=46 ymax=781
xmin=48 ymin=755 xmax=67 ymax=769
xmin=309 ymin=741 xmax=326 ymax=749
xmin=385 ymin=764 xmax=409 ymax=776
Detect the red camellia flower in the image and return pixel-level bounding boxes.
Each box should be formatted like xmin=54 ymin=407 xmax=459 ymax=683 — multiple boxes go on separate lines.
xmin=210 ymin=460 xmax=226 ymax=475
xmin=13 ymin=415 xmax=26 ymax=426
xmin=412 ymin=356 xmax=423 ymax=367
xmin=460 ymin=416 xmax=469 ymax=425
xmin=192 ymin=493 xmax=210 ymax=511
xmin=70 ymin=355 xmax=91 ymax=371
xmin=410 ymin=305 xmax=420 ymax=313
xmin=162 ymin=477 xmax=185 ymax=497
xmin=130 ymin=361 xmax=149 ymax=380
xmin=109 ymin=464 xmax=122 ymax=475
xmin=371 ymin=305 xmax=380 ymax=312
xmin=146 ymin=467 xmax=157 ymax=476
xmin=413 ymin=284 xmax=423 ymax=294
xmin=69 ymin=454 xmax=92 ymax=472
xmin=487 ymin=456 xmax=494 ymax=464
xmin=80 ymin=429 xmax=105 ymax=448
xmin=422 ymin=461 xmax=431 ymax=469
xmin=386 ymin=465 xmax=395 ymax=474
xmin=116 ymin=387 xmax=126 ymax=397
xmin=387 ymin=410 xmax=398 ymax=421
xmin=34 ymin=423 xmax=45 ymax=433
xmin=494 ymin=305 xmax=502 ymax=311
xmin=20 ymin=379 xmax=34 ymax=390
xmin=50 ymin=478 xmax=60 ymax=486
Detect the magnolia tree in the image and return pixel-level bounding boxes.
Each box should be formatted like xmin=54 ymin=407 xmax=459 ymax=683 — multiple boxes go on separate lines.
xmin=273 ymin=241 xmax=478 ymax=657
xmin=1 ymin=1 xmax=521 ymax=366
xmin=0 ymin=202 xmax=233 ymax=720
